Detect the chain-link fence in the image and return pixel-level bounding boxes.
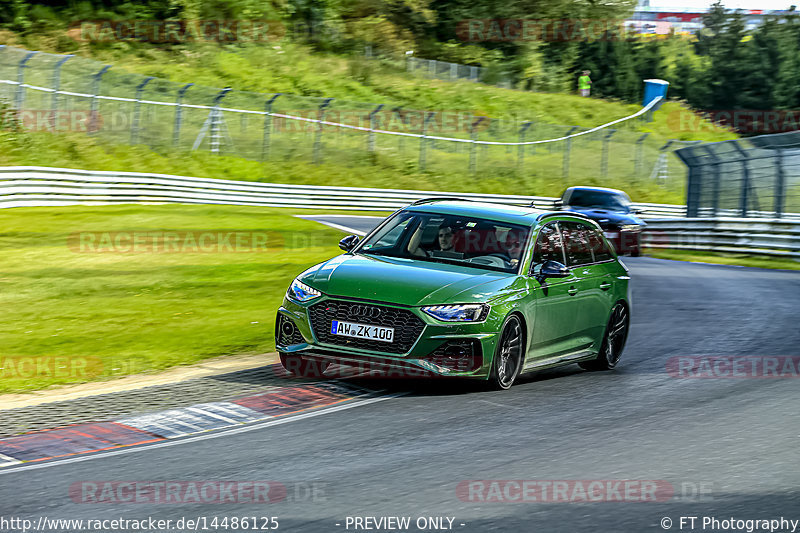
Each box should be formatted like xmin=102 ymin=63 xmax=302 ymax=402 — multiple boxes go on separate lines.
xmin=678 ymin=131 xmax=800 ymax=218
xmin=0 ymin=45 xmax=689 ymax=186
xmin=404 ymin=56 xmax=503 ymax=85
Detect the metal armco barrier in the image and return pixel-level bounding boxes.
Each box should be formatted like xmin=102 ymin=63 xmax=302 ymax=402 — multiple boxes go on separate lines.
xmin=0 ymin=166 xmax=685 ymax=216
xmin=643 ymin=218 xmax=800 ymax=258
xmin=3 ymin=167 xmax=798 ymax=258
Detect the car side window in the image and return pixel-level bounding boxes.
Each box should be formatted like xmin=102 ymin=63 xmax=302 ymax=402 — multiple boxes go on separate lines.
xmin=560 ymin=222 xmax=594 ymax=267
xmin=587 ymin=228 xmax=614 ymax=262
xmin=530 ymin=223 xmax=565 ymax=274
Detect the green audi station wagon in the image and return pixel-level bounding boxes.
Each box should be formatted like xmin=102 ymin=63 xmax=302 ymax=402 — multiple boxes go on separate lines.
xmin=276 ymin=199 xmax=631 ymax=389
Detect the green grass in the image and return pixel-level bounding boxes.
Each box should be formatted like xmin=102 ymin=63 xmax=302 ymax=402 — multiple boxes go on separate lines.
xmin=0 ymin=127 xmax=692 ymax=204
xmin=0 ymin=204 xmax=346 ymax=393
xmin=645 ymin=248 xmax=800 ymax=271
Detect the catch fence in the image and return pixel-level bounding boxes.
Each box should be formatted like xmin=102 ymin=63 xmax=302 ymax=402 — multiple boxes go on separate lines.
xmin=0 ymin=45 xmax=689 ymax=186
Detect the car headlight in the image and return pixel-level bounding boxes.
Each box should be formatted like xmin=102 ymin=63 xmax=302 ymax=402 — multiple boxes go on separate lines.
xmin=287 ymin=279 xmax=322 ymax=302
xmin=422 ymin=304 xmax=489 ymax=322
xmin=620 ymin=224 xmax=642 ymax=232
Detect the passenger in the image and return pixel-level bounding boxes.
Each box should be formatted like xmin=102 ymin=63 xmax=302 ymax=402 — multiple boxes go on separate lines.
xmin=502 ymin=230 xmax=525 ymax=267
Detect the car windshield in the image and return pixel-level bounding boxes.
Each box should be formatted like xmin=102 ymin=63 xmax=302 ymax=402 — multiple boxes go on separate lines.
xmin=355 ymin=211 xmax=531 ymax=274
xmin=566 ymin=190 xmax=632 ymax=212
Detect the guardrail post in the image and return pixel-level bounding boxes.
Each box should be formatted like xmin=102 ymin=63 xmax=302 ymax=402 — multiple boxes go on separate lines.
xmin=89 ymin=65 xmax=111 ymax=134
xmin=419 ymin=112 xmax=435 ymax=171
xmin=517 ymin=121 xmax=532 ymax=175
xmin=131 ymin=76 xmax=154 ymax=145
xmin=562 ymin=126 xmax=579 ymax=183
xmin=469 ymin=116 xmax=486 ymax=176
xmin=173 ymin=83 xmax=194 ymax=147
xmin=313 ymin=98 xmax=333 ymax=164
xmin=261 ymin=93 xmax=282 ymax=162
xmin=368 ymin=104 xmax=384 ymax=158
xmin=633 ymin=133 xmax=649 ymax=180
xmin=50 ymin=55 xmax=73 ymax=130
xmin=15 ymin=51 xmax=39 ymax=113
xmin=601 ymin=129 xmax=616 ymax=179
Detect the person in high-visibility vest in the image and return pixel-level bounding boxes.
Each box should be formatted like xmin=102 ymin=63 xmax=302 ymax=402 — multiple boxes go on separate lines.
xmin=578 ymin=70 xmax=592 ymax=97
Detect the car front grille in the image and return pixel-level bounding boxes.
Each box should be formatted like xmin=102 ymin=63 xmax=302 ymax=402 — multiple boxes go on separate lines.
xmin=308 ymin=300 xmax=425 ymax=354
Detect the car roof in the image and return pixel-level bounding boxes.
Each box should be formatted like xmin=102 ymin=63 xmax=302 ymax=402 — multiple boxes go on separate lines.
xmin=404 ymin=200 xmax=594 ymax=226
xmin=564 ymin=186 xmax=629 ymax=196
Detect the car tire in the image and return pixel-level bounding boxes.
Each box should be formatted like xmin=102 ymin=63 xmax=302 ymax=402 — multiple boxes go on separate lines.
xmin=279 ymin=353 xmax=330 ymax=378
xmin=579 ymin=303 xmax=629 ymax=371
xmin=488 ymin=315 xmax=524 ymax=390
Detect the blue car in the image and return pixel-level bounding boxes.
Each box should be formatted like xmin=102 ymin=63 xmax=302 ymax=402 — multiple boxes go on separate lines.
xmin=555 ymin=187 xmax=646 ymax=256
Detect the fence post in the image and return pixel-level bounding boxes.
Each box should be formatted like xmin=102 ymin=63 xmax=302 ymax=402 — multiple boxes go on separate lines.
xmin=130 ymin=76 xmax=154 ymax=145
xmin=633 ymin=132 xmax=649 ymax=180
xmin=702 ymin=147 xmax=721 ymax=217
xmin=562 ymin=126 xmax=579 ymax=183
xmin=173 ymin=82 xmax=194 ymax=147
xmin=419 ymin=111 xmax=435 ymax=171
xmin=775 ymin=148 xmax=785 ymax=218
xmin=470 ymin=66 xmax=478 ymax=82
xmin=392 ymin=107 xmax=407 ymax=157
xmin=261 ymin=93 xmax=282 ymax=162
xmin=517 ymin=121 xmax=532 ymax=174
xmin=469 ymin=117 xmax=486 ymax=176
xmin=368 ymin=104 xmax=384 ymax=158
xmin=313 ymin=98 xmax=334 ymax=164
xmin=50 ymin=54 xmax=73 ymax=130
xmin=15 ymin=51 xmax=39 ymax=113
xmin=450 ymin=62 xmax=457 ymax=81
xmin=601 ymin=129 xmax=616 ymax=179
xmin=732 ymin=142 xmax=751 ymax=217
xmin=89 ymin=65 xmax=111 ymax=134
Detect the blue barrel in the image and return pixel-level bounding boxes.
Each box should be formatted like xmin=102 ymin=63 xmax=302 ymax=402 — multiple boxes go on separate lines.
xmin=643 ymin=79 xmax=669 ymax=109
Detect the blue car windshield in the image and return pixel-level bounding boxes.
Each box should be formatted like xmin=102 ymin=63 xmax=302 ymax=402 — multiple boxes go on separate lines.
xmin=355 ymin=212 xmax=531 ymax=274
xmin=567 ymin=190 xmax=632 ymax=212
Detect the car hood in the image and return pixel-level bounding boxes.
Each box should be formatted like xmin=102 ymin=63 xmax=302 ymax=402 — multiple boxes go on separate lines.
xmin=563 ymin=206 xmax=645 ymax=226
xmin=299 ymin=253 xmax=519 ymax=307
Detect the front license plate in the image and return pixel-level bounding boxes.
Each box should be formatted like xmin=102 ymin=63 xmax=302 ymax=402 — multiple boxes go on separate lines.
xmin=331 ymin=320 xmax=394 ymax=343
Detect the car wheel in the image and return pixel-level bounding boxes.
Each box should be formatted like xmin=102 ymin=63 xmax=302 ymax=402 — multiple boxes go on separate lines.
xmin=579 ymin=303 xmax=629 ymax=371
xmin=489 ymin=315 xmax=524 ymax=390
xmin=279 ymin=353 xmax=330 ymax=378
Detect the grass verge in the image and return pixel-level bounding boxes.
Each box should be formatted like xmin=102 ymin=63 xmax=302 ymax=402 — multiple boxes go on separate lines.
xmin=645 ymin=248 xmax=800 ymax=271
xmin=0 ymin=204 xmax=346 ymax=393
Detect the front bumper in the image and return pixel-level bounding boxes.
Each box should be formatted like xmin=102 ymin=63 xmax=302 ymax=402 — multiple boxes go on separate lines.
xmin=275 ymin=296 xmax=502 ymax=378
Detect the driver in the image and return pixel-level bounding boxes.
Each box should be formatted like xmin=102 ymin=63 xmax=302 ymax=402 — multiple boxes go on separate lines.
xmin=408 ymin=221 xmax=455 ymax=257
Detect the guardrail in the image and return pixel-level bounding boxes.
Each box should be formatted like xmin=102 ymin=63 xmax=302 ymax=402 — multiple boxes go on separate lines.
xmin=0 ymin=166 xmax=686 ymax=216
xmin=643 ymin=218 xmax=800 ymax=258
xmin=2 ymin=167 xmax=797 ymax=258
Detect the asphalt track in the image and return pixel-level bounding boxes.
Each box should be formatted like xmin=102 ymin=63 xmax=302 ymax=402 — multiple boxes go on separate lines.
xmin=2 ymin=215 xmax=800 ymax=533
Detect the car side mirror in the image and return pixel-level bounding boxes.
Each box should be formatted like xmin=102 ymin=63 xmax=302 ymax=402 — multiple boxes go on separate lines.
xmin=536 ymin=260 xmax=571 ymax=283
xmin=339 ymin=234 xmax=360 ymax=252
